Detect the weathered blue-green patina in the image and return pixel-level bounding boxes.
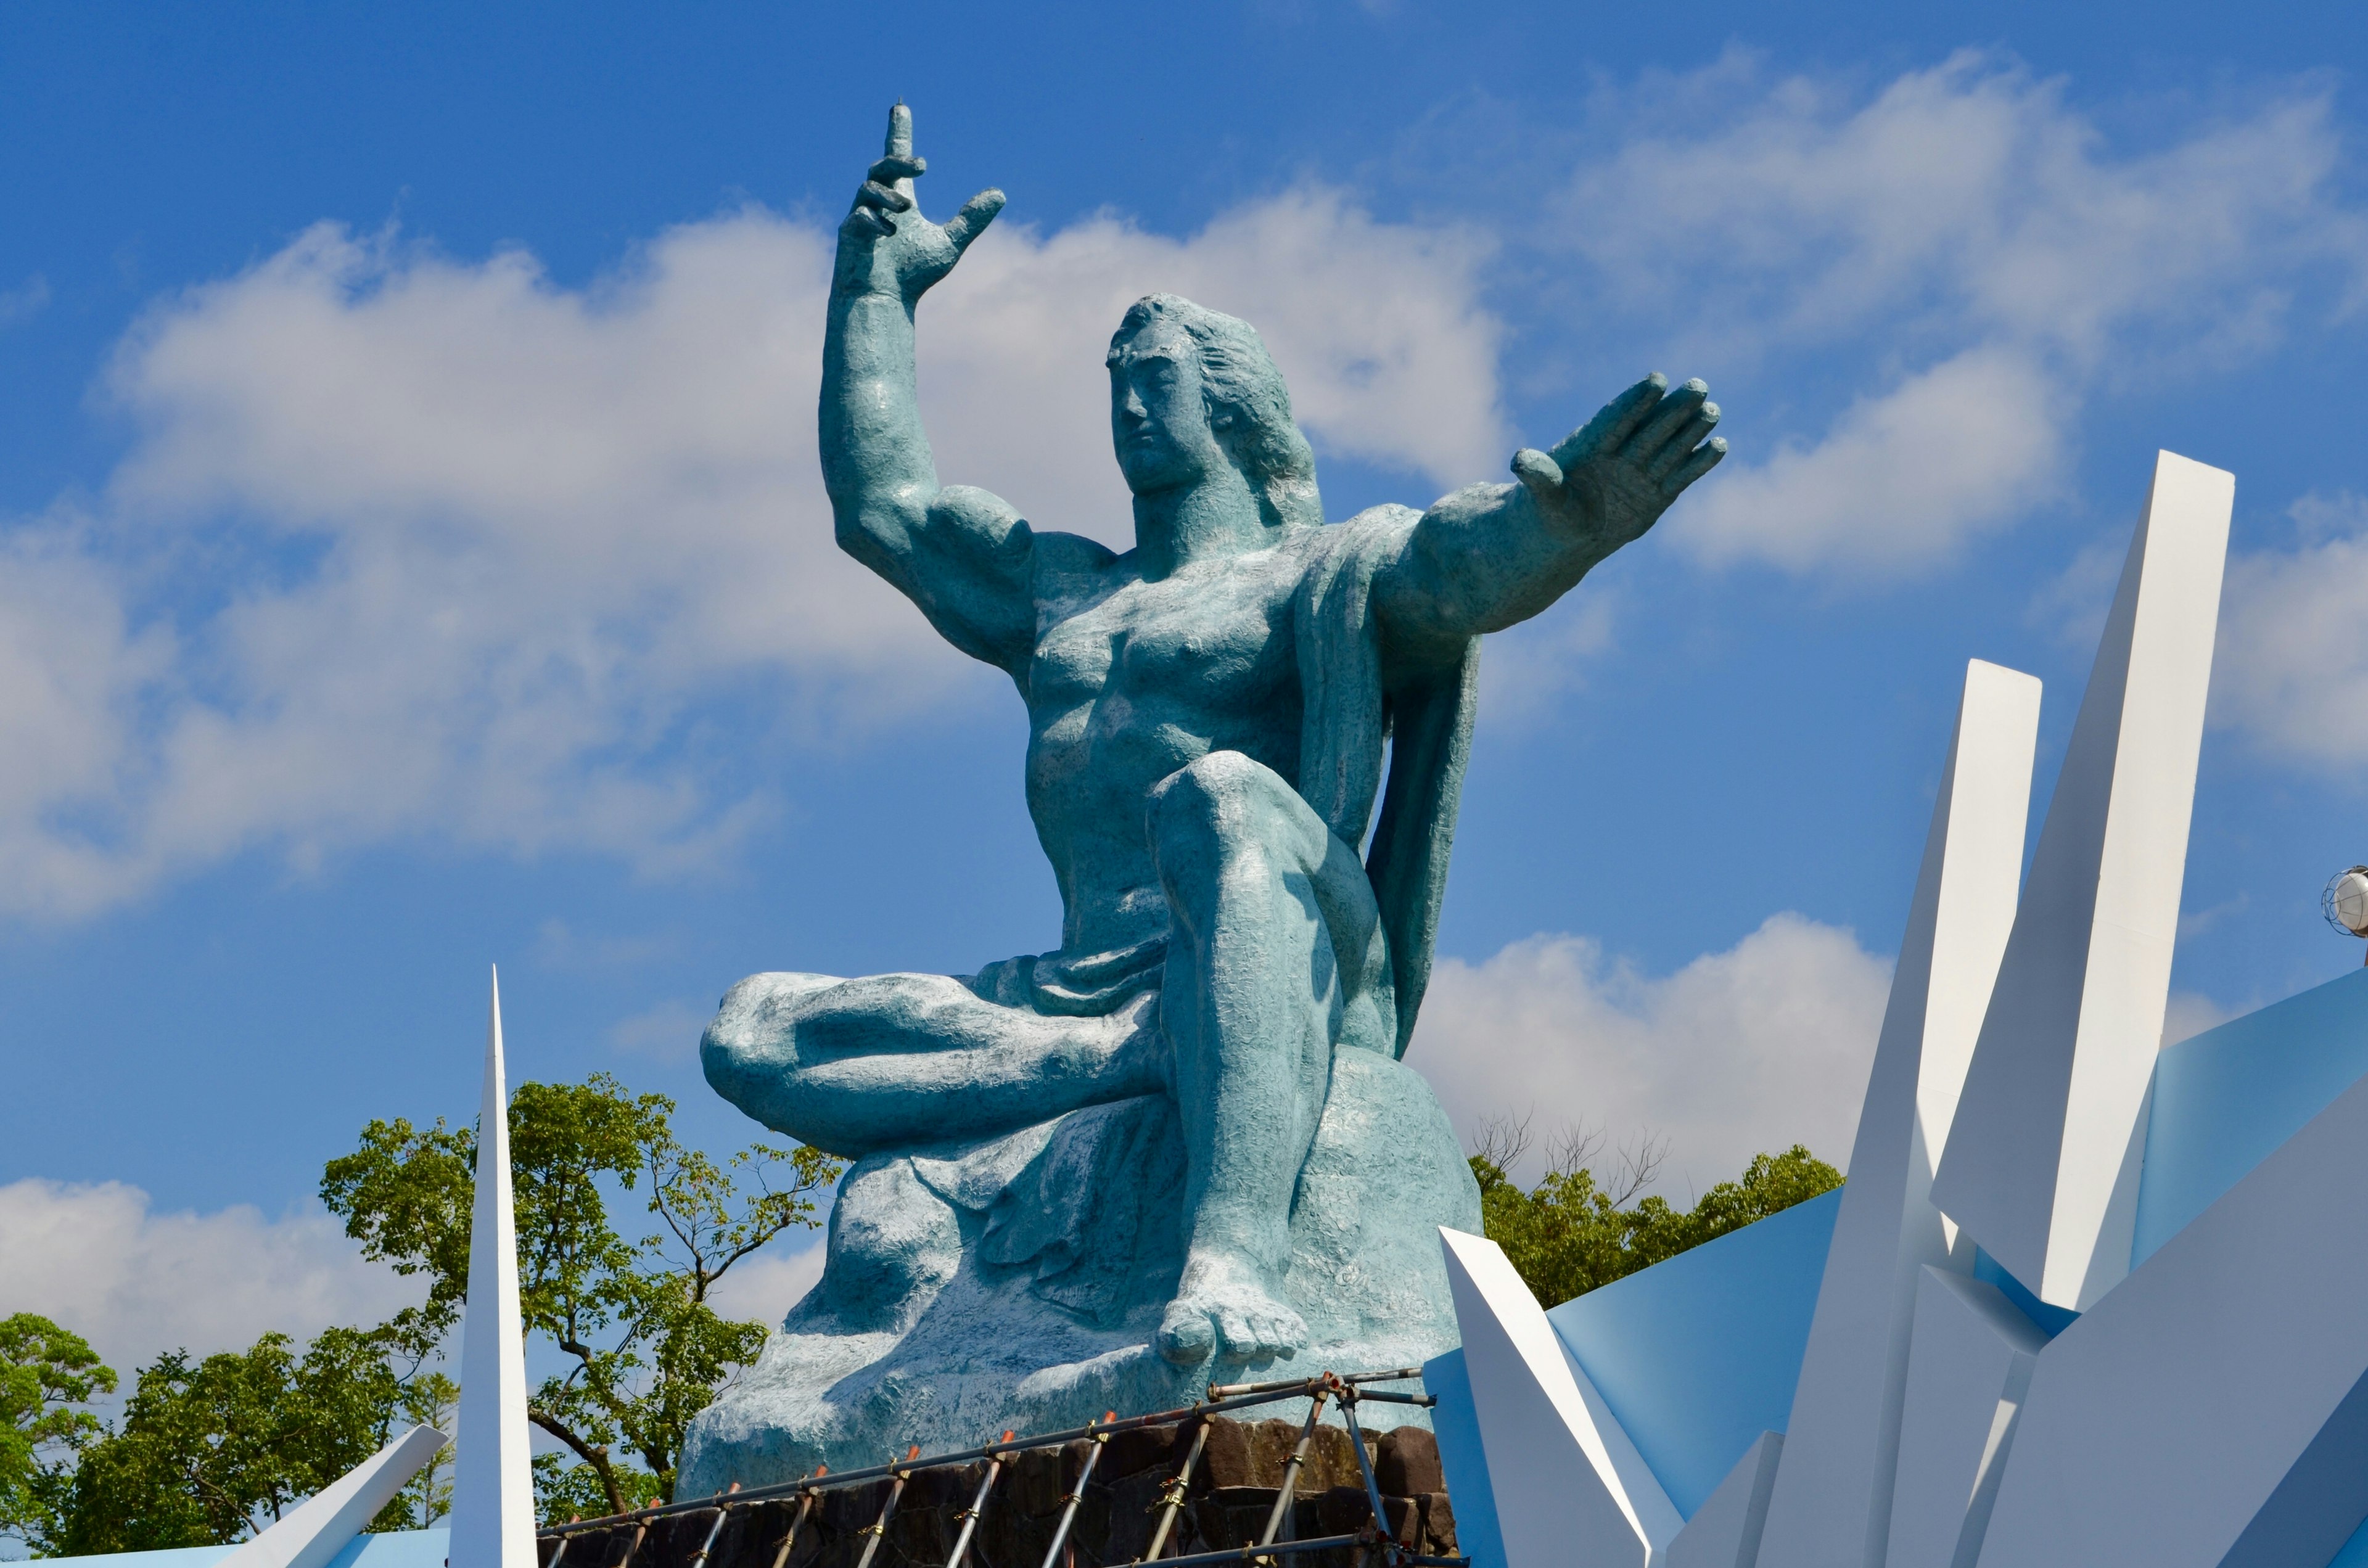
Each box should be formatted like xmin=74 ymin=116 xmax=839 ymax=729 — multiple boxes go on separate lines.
xmin=678 ymin=104 xmax=1727 ymax=1485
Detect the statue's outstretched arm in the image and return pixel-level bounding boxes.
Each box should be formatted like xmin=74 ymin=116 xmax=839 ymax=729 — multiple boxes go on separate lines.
xmin=821 ymin=104 xmax=1036 ymax=674
xmin=1375 ymin=374 xmax=1727 ymax=649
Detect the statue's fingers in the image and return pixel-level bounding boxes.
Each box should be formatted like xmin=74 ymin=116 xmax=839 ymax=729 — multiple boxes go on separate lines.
xmin=886 ymin=101 xmax=914 ymax=160
xmin=1625 ymin=378 xmax=1709 ymax=462
xmin=1511 ymin=447 xmax=1564 ymax=501
xmin=844 ymin=206 xmax=896 ymax=239
xmin=868 ymin=155 xmax=927 ymax=185
xmin=855 ymin=181 xmax=913 ymax=215
xmin=943 ymin=189 xmax=1008 ymax=257
xmin=1646 ymin=403 xmax=1719 ymax=480
xmin=1660 ymin=436 xmax=1729 ymax=496
xmin=1550 ymin=372 xmax=1666 ymax=469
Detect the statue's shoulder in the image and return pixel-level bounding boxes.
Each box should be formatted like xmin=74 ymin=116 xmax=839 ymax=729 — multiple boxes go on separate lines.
xmin=1030 ymin=528 xmax=1125 ymax=580
xmin=1283 ymin=505 xmax=1423 ymax=577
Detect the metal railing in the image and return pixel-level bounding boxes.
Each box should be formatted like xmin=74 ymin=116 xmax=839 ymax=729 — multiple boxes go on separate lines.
xmin=538 ymin=1369 xmax=1466 ymax=1568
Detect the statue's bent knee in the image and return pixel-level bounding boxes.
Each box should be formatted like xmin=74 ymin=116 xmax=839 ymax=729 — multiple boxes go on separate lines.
xmin=1146 ymin=750 xmax=1310 ymax=861
xmin=701 ymin=971 xmax=843 ymax=1130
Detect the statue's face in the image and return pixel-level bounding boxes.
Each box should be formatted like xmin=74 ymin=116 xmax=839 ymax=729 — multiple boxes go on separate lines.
xmin=1109 ymin=326 xmax=1225 ymax=496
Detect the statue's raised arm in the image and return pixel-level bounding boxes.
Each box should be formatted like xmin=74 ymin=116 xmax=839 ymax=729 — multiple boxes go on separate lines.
xmin=1374 ymin=372 xmax=1727 ymax=653
xmin=820 ymin=104 xmax=1034 ymax=675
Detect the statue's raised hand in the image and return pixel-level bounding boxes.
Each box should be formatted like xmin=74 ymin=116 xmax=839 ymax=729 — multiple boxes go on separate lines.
xmin=1511 ymin=374 xmax=1727 ymax=552
xmin=836 ymin=102 xmax=1006 ymax=302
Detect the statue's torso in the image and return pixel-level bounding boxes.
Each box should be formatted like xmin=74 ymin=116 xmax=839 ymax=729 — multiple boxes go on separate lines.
xmin=1024 ymin=540 xmax=1310 ymax=955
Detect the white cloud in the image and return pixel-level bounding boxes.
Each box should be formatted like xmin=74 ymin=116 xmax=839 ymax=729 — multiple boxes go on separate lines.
xmin=1679 ymin=346 xmax=2062 ymax=575
xmin=1409 ymin=914 xmax=1893 ymax=1199
xmin=0 ymin=189 xmax=1502 ymax=919
xmin=0 ymin=1178 xmax=416 ymax=1378
xmin=1563 ymin=52 xmax=2360 ymax=577
xmin=702 ymin=1238 xmax=826 ymax=1329
xmin=2213 ymin=491 xmax=2368 ymax=765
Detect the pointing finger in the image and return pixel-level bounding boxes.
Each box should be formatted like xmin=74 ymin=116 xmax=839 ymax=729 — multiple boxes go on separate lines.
xmin=944 ymin=188 xmax=1008 ymax=256
xmin=1647 ymin=403 xmax=1719 ymax=480
xmin=1661 ymin=437 xmax=1728 ymax=496
xmin=886 ymin=102 xmax=914 ymax=160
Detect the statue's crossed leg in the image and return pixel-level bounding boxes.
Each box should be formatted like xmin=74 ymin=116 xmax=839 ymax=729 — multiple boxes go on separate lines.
xmin=702 ymin=749 xmax=1396 ymax=1366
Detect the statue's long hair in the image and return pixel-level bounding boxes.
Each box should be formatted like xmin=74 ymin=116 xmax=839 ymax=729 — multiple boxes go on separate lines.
xmin=1111 ymin=295 xmax=1324 ymax=533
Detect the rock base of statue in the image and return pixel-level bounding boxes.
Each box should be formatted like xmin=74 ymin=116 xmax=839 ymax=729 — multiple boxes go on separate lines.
xmin=678 ymin=1049 xmax=1481 ymax=1490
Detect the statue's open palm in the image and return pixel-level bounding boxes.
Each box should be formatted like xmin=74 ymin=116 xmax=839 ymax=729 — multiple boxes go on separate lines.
xmin=837 ymin=104 xmax=1006 ymax=302
xmin=1512 ymin=374 xmax=1727 ymax=552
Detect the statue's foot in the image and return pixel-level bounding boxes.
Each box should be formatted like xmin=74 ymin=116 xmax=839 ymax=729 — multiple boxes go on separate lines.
xmin=1156 ymin=1252 xmax=1307 ymax=1366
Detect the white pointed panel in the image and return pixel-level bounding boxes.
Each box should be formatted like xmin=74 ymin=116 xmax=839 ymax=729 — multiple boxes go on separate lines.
xmin=1930 ymin=451 xmax=2232 ymax=1310
xmin=448 ymin=969 xmax=536 ymax=1568
xmin=1756 ymin=659 xmax=2039 ymax=1568
xmin=1973 ymin=1045 xmax=2368 ymax=1567
xmin=1436 ymin=1227 xmax=1675 ymax=1568
xmin=218 ymin=1424 xmax=448 ymax=1568
xmin=1665 ymin=1432 xmax=1783 ymax=1568
xmin=1882 ymin=1270 xmax=2044 ymax=1568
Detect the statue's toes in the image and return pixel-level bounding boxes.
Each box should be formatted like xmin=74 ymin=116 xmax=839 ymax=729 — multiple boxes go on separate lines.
xmin=1157 ymin=1302 xmax=1214 ymax=1366
xmin=1214 ymin=1299 xmax=1306 ymax=1364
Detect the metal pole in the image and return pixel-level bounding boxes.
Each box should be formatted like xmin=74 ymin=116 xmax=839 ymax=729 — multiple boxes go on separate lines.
xmin=853 ymin=1448 xmax=919 ymax=1568
xmin=1334 ymin=1392 xmax=1394 ymax=1567
xmin=1255 ymin=1388 xmax=1331 ymax=1554
xmin=1037 ymin=1413 xmax=1116 ymax=1568
xmin=766 ymin=1470 xmax=823 ymax=1568
xmin=543 ymin=1535 xmax=570 ymax=1568
xmin=686 ymin=1485 xmax=742 ymax=1568
xmin=1142 ymin=1416 xmax=1211 ymax=1562
xmin=612 ymin=1519 xmax=651 ymax=1568
xmin=945 ymin=1432 xmax=1013 ymax=1568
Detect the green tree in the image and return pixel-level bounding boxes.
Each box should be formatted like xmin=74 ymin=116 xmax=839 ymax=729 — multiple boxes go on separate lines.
xmin=54 ymin=1326 xmax=406 ymax=1554
xmin=1471 ymin=1119 xmax=1843 ymax=1308
xmin=0 ymin=1313 xmax=118 ymax=1556
xmin=323 ymin=1072 xmax=839 ymax=1517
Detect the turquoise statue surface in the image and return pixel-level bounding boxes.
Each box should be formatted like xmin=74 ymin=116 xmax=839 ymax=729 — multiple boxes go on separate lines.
xmin=678 ymin=104 xmax=1726 ymax=1486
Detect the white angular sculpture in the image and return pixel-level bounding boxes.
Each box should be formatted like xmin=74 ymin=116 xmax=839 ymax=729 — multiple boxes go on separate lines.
xmin=1929 ymin=451 xmax=2233 ymax=1310
xmin=1664 ymin=1432 xmax=1783 ymax=1568
xmin=1755 ymin=659 xmax=2039 ymax=1568
xmin=1436 ymin=1228 xmax=1679 ymax=1568
xmin=217 ymin=1424 xmax=449 ymax=1568
xmin=446 ymin=969 xmax=536 ymax=1568
xmin=1973 ymin=1048 xmax=2368 ymax=1567
xmin=1881 ymin=1269 xmax=2044 ymax=1568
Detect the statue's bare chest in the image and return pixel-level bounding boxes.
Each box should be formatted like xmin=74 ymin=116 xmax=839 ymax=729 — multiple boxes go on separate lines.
xmin=1027 ymin=556 xmax=1299 ymax=723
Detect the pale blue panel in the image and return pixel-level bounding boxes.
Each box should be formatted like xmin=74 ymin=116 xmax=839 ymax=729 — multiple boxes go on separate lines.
xmin=1420 ymin=1347 xmax=1507 ymax=1568
xmin=1543 ymin=1188 xmax=1842 ymax=1519
xmin=331 ymin=1530 xmax=450 ymax=1568
xmin=31 ymin=1530 xmax=448 ymax=1568
xmin=2136 ymin=968 xmax=2368 ymax=1266
xmin=29 ymin=1548 xmax=237 ymax=1568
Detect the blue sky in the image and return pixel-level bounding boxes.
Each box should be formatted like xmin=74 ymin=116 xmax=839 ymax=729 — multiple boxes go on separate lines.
xmin=9 ymin=0 xmax=2368 ymax=1376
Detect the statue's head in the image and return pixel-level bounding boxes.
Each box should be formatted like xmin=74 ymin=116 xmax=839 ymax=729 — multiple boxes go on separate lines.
xmin=1107 ymin=295 xmax=1323 ymax=533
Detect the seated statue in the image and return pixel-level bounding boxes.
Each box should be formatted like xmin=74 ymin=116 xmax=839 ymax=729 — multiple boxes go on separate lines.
xmin=680 ymin=105 xmax=1725 ymax=1484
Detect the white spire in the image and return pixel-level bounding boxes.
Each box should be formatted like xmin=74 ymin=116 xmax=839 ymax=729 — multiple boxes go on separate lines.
xmin=1930 ymin=450 xmax=2234 ymax=1310
xmin=447 ymin=967 xmax=537 ymax=1568
xmin=1754 ymin=659 xmax=2041 ymax=1568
